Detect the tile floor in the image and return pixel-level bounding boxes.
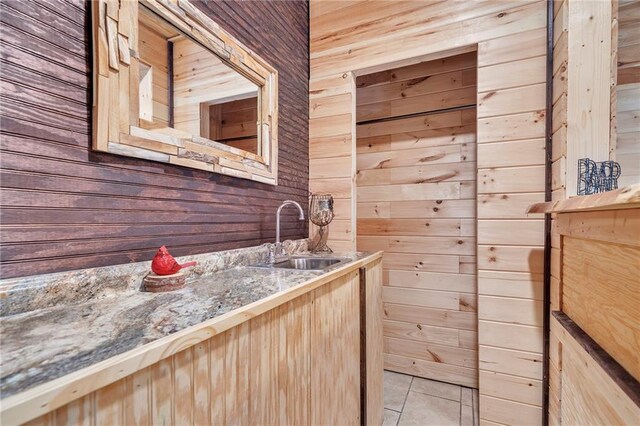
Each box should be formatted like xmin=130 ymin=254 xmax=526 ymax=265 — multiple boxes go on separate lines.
xmin=383 ymin=370 xmax=479 ymax=426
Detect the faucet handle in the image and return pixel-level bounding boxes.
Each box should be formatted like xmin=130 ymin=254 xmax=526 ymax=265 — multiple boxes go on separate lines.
xmin=274 ymin=241 xmax=284 ymax=256
xmin=273 ymin=242 xmax=289 ymax=264
xmin=265 ymin=243 xmax=276 ymax=264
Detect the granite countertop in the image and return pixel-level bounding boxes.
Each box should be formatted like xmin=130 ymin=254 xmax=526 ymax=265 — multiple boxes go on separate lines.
xmin=0 ymin=251 xmax=370 ymax=399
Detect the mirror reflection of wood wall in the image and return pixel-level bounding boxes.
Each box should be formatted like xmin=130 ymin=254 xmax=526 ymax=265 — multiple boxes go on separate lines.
xmin=201 ymin=98 xmax=259 ymax=154
xmin=137 ymin=7 xmax=260 ymax=155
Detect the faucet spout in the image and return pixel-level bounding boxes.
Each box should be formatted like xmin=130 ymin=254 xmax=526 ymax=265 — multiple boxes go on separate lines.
xmin=276 ymin=200 xmax=305 ymax=244
xmin=272 ymin=200 xmax=305 ymax=263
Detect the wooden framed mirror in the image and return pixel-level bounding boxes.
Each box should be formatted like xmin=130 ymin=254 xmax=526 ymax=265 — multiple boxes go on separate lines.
xmin=91 ymin=0 xmax=279 ymax=184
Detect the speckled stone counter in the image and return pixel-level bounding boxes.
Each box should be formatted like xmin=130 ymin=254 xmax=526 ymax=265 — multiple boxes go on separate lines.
xmin=0 ymin=242 xmax=372 ymax=399
xmin=0 ymin=239 xmax=310 ymax=317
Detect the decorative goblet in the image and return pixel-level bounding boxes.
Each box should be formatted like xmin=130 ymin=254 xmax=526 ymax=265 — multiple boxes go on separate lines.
xmin=309 ymin=193 xmax=334 ymax=253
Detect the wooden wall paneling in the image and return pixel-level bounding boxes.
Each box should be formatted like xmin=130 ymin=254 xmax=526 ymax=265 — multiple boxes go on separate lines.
xmin=383 ymin=304 xmax=476 ymax=332
xmin=478 ymin=270 xmax=543 ymax=302
xmin=310 ymin=3 xmax=548 ymax=421
xmin=479 ymin=395 xmax=542 ymax=426
xmin=310 ymin=2 xmax=545 ymax=76
xmin=610 ymin=0 xmax=619 ymax=161
xmin=549 ymin=4 xmax=568 ymax=420
xmin=564 ymin=0 xmax=614 ymax=195
xmin=475 ymin=15 xmax=547 ymax=422
xmin=479 ymin=370 xmax=542 ymax=406
xmin=0 ymin=0 xmax=310 ymax=278
xmin=479 ymin=346 xmax=543 ymax=381
xmin=309 ymin=71 xmax=356 ymax=250
xmin=354 ymin=52 xmax=479 ymax=388
xmin=617 ymin=0 xmax=640 ymax=81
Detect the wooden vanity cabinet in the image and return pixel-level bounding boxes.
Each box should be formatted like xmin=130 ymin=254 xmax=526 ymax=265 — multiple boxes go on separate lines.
xmin=12 ymin=256 xmax=383 ymax=426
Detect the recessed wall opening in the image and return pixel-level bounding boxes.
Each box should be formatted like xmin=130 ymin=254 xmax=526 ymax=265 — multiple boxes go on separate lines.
xmin=138 ymin=61 xmax=153 ymax=121
xmin=355 ymin=50 xmax=479 ymax=388
xmin=199 ymin=95 xmax=260 ymax=155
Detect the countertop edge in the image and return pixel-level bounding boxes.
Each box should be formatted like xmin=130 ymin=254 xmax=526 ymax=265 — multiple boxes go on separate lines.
xmin=0 ymin=252 xmax=383 ymax=425
xmin=526 ymin=183 xmax=640 ymax=214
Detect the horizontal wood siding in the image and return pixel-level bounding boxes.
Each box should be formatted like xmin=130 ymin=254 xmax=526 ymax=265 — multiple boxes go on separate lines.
xmin=355 ymin=53 xmax=479 ymax=388
xmin=309 ymin=1 xmax=547 ymax=423
xmin=0 ymin=0 xmax=309 ymax=278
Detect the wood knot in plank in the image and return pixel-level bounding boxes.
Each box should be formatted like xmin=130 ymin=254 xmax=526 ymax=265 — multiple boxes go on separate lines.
xmin=418 ymin=153 xmax=446 ymax=163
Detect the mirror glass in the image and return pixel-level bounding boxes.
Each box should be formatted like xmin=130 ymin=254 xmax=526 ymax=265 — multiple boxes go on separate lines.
xmin=138 ymin=6 xmax=260 ymax=155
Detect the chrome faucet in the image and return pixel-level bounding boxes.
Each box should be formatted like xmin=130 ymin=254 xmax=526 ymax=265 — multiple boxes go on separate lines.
xmin=271 ymin=200 xmax=305 ymax=263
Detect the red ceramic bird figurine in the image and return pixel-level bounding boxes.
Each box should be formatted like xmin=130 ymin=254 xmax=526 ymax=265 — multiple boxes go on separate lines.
xmin=151 ymin=246 xmax=197 ymax=275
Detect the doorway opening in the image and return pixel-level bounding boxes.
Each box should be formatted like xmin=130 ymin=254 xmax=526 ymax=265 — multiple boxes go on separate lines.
xmin=355 ymin=51 xmax=479 ymax=389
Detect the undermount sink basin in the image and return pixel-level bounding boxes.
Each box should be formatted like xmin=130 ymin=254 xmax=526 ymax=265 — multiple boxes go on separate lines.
xmin=251 ymin=256 xmax=350 ymax=271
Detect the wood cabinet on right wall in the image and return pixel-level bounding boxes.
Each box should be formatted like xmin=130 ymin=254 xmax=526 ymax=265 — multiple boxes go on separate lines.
xmin=550 ymin=0 xmax=639 ymax=424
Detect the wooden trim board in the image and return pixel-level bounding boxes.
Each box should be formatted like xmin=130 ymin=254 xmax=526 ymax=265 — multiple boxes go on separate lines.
xmin=553 ymin=311 xmax=640 ymax=408
xmin=527 ymin=183 xmax=640 ymax=213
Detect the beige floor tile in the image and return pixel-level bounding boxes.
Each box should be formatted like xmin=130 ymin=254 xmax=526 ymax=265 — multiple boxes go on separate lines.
xmin=398 ymin=391 xmax=461 ymax=426
xmin=461 ymin=403 xmax=474 ymax=426
xmin=461 ymin=387 xmax=473 ymax=406
xmin=410 ymin=377 xmax=461 ymax=402
xmin=383 ymin=409 xmax=401 ymax=426
xmin=384 ymin=370 xmax=413 ymax=411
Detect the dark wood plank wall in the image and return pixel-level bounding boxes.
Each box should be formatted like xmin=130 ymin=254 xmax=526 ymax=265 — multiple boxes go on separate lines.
xmin=0 ymin=0 xmax=310 ymax=278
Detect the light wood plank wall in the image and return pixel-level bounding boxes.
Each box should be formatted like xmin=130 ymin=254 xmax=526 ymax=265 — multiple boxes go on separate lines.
xmin=23 ymin=268 xmax=368 ymax=426
xmin=552 ymin=0 xmax=639 ymax=197
xmin=309 ymin=72 xmax=356 ymax=252
xmin=309 ymin=1 xmax=547 ymax=424
xmin=550 ymin=10 xmax=570 ymax=421
xmin=550 ymin=2 xmax=639 ymax=422
xmin=139 ymin=22 xmax=170 ymax=126
xmin=354 ymin=53 xmax=479 ymax=388
xmin=616 ymin=0 xmax=640 ymax=187
xmin=553 ymin=0 xmax=614 ymax=197
xmin=212 ymin=98 xmax=259 ymax=154
xmin=173 ymin=39 xmax=258 ymax=136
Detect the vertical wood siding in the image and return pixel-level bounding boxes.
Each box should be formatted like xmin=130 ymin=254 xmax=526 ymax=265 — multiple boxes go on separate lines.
xmin=21 ymin=266 xmax=374 ymax=426
xmin=0 ymin=0 xmax=309 ymax=279
xmin=309 ymin=1 xmax=547 ymax=423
